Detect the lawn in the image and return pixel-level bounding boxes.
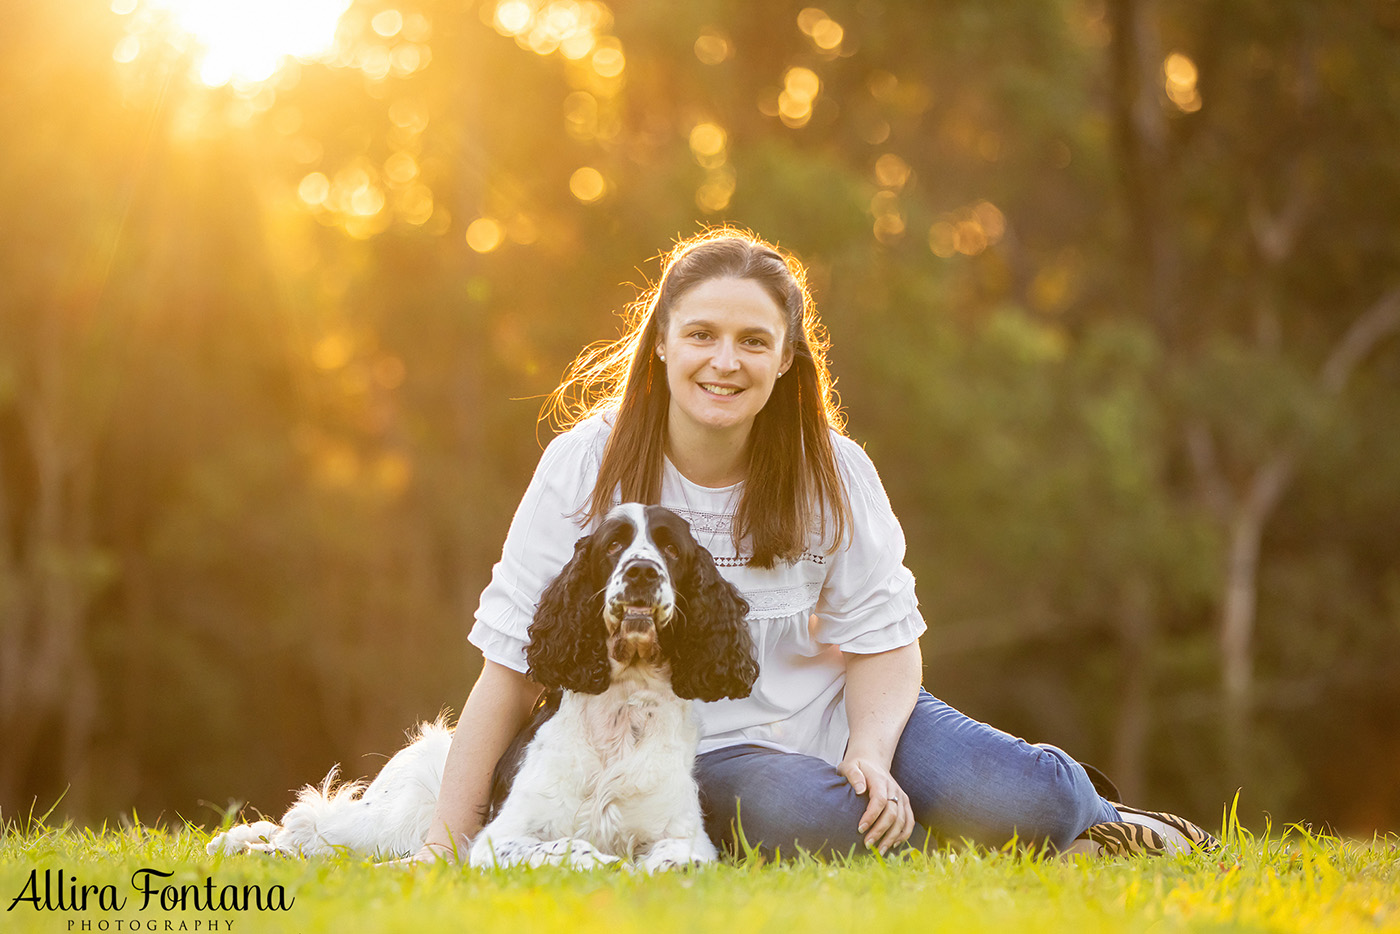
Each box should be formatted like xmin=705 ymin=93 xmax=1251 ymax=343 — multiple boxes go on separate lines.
xmin=3 ymin=810 xmax=1396 ymax=934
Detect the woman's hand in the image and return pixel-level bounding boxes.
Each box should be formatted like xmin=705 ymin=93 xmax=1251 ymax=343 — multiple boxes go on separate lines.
xmin=380 ymin=841 xmax=463 ymax=867
xmin=837 ymin=755 xmax=914 ymax=854
xmin=411 ymin=841 xmax=464 ymax=864
xmin=840 ymin=641 xmax=923 ymax=855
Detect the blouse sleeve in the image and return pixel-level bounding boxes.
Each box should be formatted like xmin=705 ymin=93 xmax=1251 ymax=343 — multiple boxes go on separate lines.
xmin=468 ymin=419 xmax=608 ymax=672
xmin=811 ymin=435 xmax=927 ymax=654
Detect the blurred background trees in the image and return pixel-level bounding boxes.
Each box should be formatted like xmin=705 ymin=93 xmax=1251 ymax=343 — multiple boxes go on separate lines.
xmin=2 ymin=0 xmax=1397 ymax=833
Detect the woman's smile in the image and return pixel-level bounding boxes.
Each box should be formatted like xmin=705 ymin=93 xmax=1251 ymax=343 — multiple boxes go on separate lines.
xmin=700 ymin=382 xmax=742 ymax=397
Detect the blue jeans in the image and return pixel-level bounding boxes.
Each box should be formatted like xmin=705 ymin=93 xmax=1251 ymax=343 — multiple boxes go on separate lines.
xmin=695 ymin=689 xmax=1119 ymax=858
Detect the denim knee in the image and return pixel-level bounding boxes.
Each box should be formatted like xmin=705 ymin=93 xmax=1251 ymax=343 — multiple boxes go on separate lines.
xmin=1016 ymin=744 xmax=1111 ymax=849
xmin=696 ymin=745 xmax=873 ymax=859
xmin=889 ymin=691 xmax=1116 ymax=850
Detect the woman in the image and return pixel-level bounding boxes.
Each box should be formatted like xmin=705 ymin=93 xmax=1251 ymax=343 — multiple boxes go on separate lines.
xmin=416 ymin=229 xmax=1216 ymax=861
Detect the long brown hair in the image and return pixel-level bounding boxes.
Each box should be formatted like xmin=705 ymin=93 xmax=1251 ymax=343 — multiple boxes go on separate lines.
xmin=543 ymin=228 xmax=850 ymax=568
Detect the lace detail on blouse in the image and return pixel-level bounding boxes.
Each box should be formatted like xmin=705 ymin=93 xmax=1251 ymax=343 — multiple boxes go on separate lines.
xmin=744 ymin=580 xmax=824 ymax=620
xmin=714 ymin=553 xmax=828 ymax=568
xmin=671 ymin=506 xmax=733 ymax=536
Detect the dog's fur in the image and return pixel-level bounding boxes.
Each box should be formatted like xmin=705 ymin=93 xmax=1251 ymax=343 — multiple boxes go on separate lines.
xmin=209 ymin=504 xmax=756 ymax=870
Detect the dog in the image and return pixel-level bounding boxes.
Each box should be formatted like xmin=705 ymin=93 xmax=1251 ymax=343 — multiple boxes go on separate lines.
xmin=209 ymin=503 xmax=757 ymax=871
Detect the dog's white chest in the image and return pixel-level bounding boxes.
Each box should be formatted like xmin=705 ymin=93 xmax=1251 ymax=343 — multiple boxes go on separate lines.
xmin=509 ymin=686 xmax=698 ymax=855
xmin=587 ymin=689 xmax=667 ymax=751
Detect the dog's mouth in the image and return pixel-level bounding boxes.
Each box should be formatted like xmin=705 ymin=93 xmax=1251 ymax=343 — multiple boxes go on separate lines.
xmin=608 ymin=604 xmax=667 ymax=665
xmin=608 ymin=602 xmax=673 ymax=631
xmin=619 ymin=605 xmax=657 ymax=635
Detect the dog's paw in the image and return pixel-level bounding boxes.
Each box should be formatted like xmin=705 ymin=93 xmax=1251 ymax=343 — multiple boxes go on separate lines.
xmin=638 ymin=838 xmax=714 ymax=873
xmin=532 ymin=838 xmax=620 ymax=870
xmin=207 ymin=821 xmax=282 ymax=855
xmin=469 ymin=834 xmax=620 ymax=870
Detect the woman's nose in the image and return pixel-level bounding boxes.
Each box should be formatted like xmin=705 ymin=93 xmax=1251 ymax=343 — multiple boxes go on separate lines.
xmin=711 ymin=339 xmax=739 ymax=372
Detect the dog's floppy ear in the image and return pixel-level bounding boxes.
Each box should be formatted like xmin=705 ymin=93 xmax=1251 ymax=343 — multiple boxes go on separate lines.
xmin=526 ymin=534 xmax=610 ymax=694
xmin=664 ymin=545 xmax=757 ymax=702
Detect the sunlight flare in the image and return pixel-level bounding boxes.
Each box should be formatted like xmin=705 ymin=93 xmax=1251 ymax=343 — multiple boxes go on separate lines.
xmin=134 ymin=0 xmax=353 ymax=86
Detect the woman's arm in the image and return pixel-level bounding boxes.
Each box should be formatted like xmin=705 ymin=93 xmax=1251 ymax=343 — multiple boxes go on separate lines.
xmin=836 ymin=640 xmax=922 ymax=854
xmin=414 ymin=660 xmax=542 ymax=861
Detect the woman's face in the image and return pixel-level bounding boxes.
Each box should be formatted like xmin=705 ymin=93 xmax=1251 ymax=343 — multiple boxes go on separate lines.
xmin=656 ymin=276 xmax=795 ymax=448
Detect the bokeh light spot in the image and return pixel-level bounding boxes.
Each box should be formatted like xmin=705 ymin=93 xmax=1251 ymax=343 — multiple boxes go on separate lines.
xmin=592 ymin=46 xmax=625 ymax=77
xmin=811 ymin=19 xmax=844 ymax=51
xmin=494 ymin=0 xmax=532 ymax=34
xmin=384 ymin=152 xmax=419 ymax=185
xmin=564 ymin=91 xmax=599 ymax=140
xmin=973 ymin=201 xmax=1006 ymax=242
xmin=798 ymin=8 xmax=843 ymax=52
xmin=372 ymin=9 xmax=403 ymax=37
xmin=298 ymin=172 xmax=331 ymax=206
xmin=689 ymin=122 xmax=727 ymax=168
xmin=696 ymin=177 xmax=735 ymax=213
xmin=569 ymin=166 xmax=607 ymax=203
xmin=388 ymin=97 xmax=430 ymax=134
xmin=785 ymin=66 xmax=820 ymax=100
xmin=561 ymin=31 xmax=596 ymax=59
xmin=777 ymin=66 xmax=821 ymax=128
xmin=1164 ymin=51 xmax=1202 ymax=112
xmin=113 ymin=35 xmax=141 ymax=64
xmin=398 ymin=184 xmax=434 ymax=225
xmin=874 ymin=153 xmax=911 ymax=190
xmin=507 ymin=214 xmax=540 ymax=244
xmin=349 ymin=184 xmax=386 ymax=217
xmin=797 ymin=8 xmax=827 ymax=35
xmin=929 ymin=221 xmax=958 ymax=258
xmin=873 ymin=213 xmax=905 ymax=244
xmin=694 ymin=29 xmax=732 ymax=65
xmin=467 ymin=217 xmax=505 ymax=253
xmin=312 ymin=332 xmax=354 ymax=370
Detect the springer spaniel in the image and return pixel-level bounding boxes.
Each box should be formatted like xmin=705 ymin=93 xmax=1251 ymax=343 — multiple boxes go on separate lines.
xmin=209 ymin=504 xmax=757 ymax=871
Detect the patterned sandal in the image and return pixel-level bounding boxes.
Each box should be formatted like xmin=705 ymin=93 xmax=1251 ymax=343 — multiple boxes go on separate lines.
xmin=1068 ymin=820 xmax=1169 ymax=857
xmin=1111 ymin=803 xmax=1221 ymax=853
xmin=1072 ymin=761 xmax=1221 ymax=856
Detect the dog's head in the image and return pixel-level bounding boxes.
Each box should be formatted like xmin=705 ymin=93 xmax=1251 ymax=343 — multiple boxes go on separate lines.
xmin=525 ymin=504 xmax=758 ymax=701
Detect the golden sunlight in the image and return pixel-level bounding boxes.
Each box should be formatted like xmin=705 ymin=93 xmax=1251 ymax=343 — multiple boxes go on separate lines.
xmin=121 ymin=0 xmax=352 ymax=86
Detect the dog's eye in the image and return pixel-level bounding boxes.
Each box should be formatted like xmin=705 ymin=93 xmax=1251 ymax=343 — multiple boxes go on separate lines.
xmin=606 ymin=540 xmax=625 ymax=556
xmin=663 ymin=543 xmax=680 ymax=561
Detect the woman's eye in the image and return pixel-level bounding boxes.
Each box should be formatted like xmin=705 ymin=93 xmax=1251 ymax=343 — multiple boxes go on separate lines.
xmin=663 ymin=544 xmax=680 ymax=561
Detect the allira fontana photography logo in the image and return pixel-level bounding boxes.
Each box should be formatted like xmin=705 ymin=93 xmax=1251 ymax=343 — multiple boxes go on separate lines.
xmin=7 ymin=867 xmax=295 ymax=930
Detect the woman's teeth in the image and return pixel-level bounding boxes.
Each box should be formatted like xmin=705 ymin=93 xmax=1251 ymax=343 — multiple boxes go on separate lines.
xmin=702 ymin=384 xmax=740 ymax=395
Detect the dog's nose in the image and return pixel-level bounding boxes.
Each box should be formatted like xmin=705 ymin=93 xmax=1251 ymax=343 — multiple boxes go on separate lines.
xmin=622 ymin=562 xmax=660 ymax=585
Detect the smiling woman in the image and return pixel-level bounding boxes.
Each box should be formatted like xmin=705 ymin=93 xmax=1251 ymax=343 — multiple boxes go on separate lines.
xmin=113 ymin=0 xmax=352 ymax=86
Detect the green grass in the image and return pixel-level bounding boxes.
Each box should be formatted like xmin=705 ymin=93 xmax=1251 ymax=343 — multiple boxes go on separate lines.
xmin=2 ymin=811 xmax=1397 ymax=934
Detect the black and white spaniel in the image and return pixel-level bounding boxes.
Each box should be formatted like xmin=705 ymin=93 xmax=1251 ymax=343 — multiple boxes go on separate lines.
xmin=209 ymin=504 xmax=757 ymax=871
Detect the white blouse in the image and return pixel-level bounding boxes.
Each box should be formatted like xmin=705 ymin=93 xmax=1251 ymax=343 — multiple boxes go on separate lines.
xmin=468 ymin=415 xmax=926 ymax=766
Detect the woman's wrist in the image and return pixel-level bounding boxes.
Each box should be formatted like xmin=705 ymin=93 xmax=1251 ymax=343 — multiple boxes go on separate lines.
xmin=841 ymin=745 xmax=895 ymax=769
